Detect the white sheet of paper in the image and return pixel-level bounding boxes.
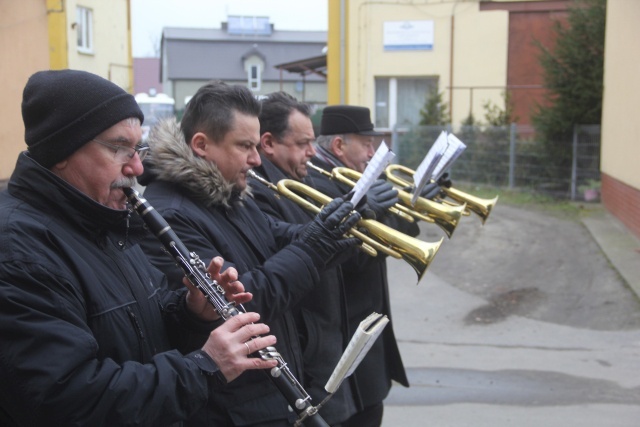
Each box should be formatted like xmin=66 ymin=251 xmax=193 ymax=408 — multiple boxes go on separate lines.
xmin=410 ymin=131 xmax=467 ymax=205
xmin=325 ymin=312 xmax=389 ymax=394
xmin=349 ymin=142 xmax=396 ymax=207
xmin=432 ymin=133 xmax=467 ymax=179
xmin=411 ymin=131 xmax=448 ymax=205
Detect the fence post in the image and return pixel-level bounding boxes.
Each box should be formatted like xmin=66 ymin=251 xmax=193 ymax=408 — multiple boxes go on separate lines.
xmin=508 ymin=123 xmax=516 ymax=189
xmin=571 ymin=124 xmax=578 ymax=201
xmin=391 ymin=124 xmax=399 ymax=163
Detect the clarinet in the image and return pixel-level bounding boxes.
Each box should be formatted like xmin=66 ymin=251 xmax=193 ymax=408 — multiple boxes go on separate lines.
xmin=123 ymin=188 xmax=328 ymax=427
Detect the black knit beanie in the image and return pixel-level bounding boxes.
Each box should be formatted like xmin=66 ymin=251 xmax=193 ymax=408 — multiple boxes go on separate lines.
xmin=22 ymin=69 xmax=145 ymax=168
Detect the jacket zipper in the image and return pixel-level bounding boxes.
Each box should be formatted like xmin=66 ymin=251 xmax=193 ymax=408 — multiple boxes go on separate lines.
xmin=127 ymin=307 xmax=146 ymax=360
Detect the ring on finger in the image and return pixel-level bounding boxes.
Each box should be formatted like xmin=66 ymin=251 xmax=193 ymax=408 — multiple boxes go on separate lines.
xmin=244 ymin=342 xmax=251 ymax=354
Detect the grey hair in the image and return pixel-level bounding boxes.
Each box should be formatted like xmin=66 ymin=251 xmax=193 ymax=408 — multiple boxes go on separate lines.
xmin=315 ymin=134 xmax=344 ymax=150
xmin=125 ymin=117 xmax=141 ymax=127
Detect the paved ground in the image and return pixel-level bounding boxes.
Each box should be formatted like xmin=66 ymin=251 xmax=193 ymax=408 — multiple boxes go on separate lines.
xmin=380 ymin=201 xmax=640 ymax=426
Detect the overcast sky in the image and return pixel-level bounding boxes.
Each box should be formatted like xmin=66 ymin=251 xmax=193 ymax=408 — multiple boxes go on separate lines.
xmin=131 ymin=0 xmax=329 ymax=57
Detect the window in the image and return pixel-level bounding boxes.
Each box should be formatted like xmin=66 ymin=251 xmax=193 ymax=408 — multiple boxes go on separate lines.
xmin=76 ymin=7 xmax=93 ymax=54
xmin=248 ymin=65 xmax=261 ymax=91
xmin=375 ymin=79 xmax=390 ymax=128
xmin=243 ymin=54 xmax=264 ymax=92
xmin=375 ymin=77 xmax=438 ymax=129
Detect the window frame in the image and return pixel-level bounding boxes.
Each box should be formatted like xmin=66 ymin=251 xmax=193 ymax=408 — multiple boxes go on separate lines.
xmin=76 ymin=6 xmax=94 ymax=54
xmin=248 ymin=64 xmax=261 ymax=91
xmin=375 ymin=76 xmax=438 ymax=129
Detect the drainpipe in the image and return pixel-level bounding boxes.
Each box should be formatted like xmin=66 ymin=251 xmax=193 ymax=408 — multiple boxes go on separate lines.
xmin=449 ymin=10 xmax=455 ymax=114
xmin=340 ymin=0 xmax=346 ymax=103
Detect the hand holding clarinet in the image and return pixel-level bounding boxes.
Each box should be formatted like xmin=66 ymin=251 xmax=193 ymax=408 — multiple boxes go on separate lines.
xmin=125 ymin=188 xmax=329 ymax=426
xmin=183 ymin=256 xmax=278 ymax=382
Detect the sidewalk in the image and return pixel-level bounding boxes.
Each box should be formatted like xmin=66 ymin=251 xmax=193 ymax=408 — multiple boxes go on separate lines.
xmin=581 ymin=207 xmax=640 ymax=299
xmin=381 ymin=202 xmax=640 ymax=427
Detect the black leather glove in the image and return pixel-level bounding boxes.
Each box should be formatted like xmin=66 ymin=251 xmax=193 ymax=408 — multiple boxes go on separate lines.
xmin=437 ymin=172 xmax=452 ymax=188
xmin=419 ymin=182 xmax=441 ymax=200
xmin=297 ymin=197 xmax=361 ymax=267
xmin=361 ymin=179 xmax=398 ymax=220
xmin=416 ymin=173 xmax=453 ymax=201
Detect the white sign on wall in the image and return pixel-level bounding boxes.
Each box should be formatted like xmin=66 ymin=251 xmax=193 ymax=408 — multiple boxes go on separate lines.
xmin=383 ymin=20 xmax=434 ymax=51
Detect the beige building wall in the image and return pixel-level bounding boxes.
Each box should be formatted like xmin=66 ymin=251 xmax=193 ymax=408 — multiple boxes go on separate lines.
xmin=0 ymin=0 xmax=50 ymax=181
xmin=67 ymin=0 xmax=133 ymax=91
xmin=599 ymin=0 xmax=640 ymax=238
xmin=333 ymin=0 xmax=509 ymax=127
xmin=601 ymin=0 xmax=640 ymax=189
xmin=450 ymin=6 xmax=509 ymax=124
xmin=0 ymin=0 xmax=133 ymax=181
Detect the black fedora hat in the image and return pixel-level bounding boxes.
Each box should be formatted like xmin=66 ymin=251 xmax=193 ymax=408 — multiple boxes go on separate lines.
xmin=320 ymin=105 xmax=383 ymax=136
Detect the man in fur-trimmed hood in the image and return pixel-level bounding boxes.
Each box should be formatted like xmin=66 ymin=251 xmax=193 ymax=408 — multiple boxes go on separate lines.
xmin=140 ymin=116 xmax=237 ymax=207
xmin=138 ymin=81 xmax=361 ymax=427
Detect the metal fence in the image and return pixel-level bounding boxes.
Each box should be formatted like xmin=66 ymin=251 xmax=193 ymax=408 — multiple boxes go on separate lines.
xmin=392 ymin=124 xmax=601 ymax=201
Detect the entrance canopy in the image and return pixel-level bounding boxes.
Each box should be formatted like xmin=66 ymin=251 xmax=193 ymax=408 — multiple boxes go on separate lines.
xmin=274 ymin=54 xmax=327 ymax=79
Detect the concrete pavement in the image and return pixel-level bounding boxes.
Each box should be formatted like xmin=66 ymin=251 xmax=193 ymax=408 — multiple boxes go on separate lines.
xmin=380 ymin=203 xmax=640 ymax=427
xmin=582 ymin=209 xmax=640 ymax=300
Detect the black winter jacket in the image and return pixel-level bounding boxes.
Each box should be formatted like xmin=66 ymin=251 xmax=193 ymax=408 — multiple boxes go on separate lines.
xmin=309 ymin=147 xmax=412 ymax=411
xmin=0 ymin=153 xmax=222 ymax=427
xmin=250 ymin=156 xmax=358 ymax=425
xmin=139 ymin=119 xmax=323 ymax=426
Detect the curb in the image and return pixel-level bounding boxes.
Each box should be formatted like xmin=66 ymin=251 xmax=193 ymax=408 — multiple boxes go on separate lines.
xmin=581 ymin=208 xmax=640 ymax=300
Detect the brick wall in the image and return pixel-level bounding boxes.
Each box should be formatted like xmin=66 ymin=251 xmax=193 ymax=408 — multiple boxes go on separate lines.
xmin=601 ymin=172 xmax=640 ymax=240
xmin=481 ymin=1 xmax=570 ymax=126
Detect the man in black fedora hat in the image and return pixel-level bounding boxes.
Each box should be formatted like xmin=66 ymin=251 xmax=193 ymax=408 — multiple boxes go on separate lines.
xmin=309 ymin=105 xmax=420 ymax=426
xmin=316 ymin=105 xmax=383 ymax=173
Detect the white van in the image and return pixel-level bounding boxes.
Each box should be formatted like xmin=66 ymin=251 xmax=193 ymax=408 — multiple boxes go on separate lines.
xmin=135 ymin=92 xmax=175 ymax=141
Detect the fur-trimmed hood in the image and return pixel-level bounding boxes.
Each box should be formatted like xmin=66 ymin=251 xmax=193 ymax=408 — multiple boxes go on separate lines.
xmin=144 ymin=117 xmax=250 ymax=207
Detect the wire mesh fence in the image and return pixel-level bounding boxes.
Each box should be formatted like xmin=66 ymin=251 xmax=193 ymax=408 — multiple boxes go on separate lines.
xmin=392 ymin=124 xmax=601 ymax=201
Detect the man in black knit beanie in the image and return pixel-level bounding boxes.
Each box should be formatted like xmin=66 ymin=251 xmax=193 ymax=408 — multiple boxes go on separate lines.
xmin=0 ymin=69 xmax=278 ymax=426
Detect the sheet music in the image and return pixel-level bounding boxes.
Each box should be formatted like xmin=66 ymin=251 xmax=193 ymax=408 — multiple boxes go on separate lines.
xmin=325 ymin=312 xmax=389 ymax=394
xmin=432 ymin=133 xmax=467 ymax=179
xmin=411 ymin=131 xmax=448 ymax=205
xmin=411 ymin=132 xmax=467 ymax=205
xmin=349 ymin=142 xmax=396 ymax=207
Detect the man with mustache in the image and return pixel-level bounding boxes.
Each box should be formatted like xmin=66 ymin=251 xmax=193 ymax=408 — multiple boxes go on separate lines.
xmin=0 ymin=69 xmax=277 ymax=426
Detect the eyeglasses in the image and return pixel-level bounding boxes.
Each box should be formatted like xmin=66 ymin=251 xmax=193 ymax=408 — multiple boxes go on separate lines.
xmin=92 ymin=139 xmax=149 ymax=163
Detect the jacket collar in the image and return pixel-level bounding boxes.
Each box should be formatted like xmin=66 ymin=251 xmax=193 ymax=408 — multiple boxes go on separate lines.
xmin=314 ymin=145 xmax=345 ymax=169
xmin=254 ymin=155 xmax=288 ymax=183
xmin=145 ymin=118 xmax=250 ymax=208
xmin=8 ymin=152 xmax=143 ymax=243
xmin=253 ymin=155 xmax=317 ymax=191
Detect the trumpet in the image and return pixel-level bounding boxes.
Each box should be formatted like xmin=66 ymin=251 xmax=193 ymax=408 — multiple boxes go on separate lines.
xmin=248 ymin=170 xmax=443 ymax=282
xmin=385 ymin=164 xmax=499 ymax=224
xmin=305 ymin=162 xmax=415 ymax=223
xmin=306 ymin=162 xmax=465 ymax=238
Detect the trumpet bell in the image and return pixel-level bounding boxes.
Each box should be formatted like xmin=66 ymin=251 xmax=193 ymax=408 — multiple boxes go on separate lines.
xmin=385 ymin=164 xmax=498 ymax=225
xmin=442 ymin=187 xmax=498 ymax=225
xmin=395 ymin=190 xmax=465 ymax=238
xmin=274 ymin=177 xmax=442 ymax=282
xmin=360 ymin=217 xmax=444 ymax=282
